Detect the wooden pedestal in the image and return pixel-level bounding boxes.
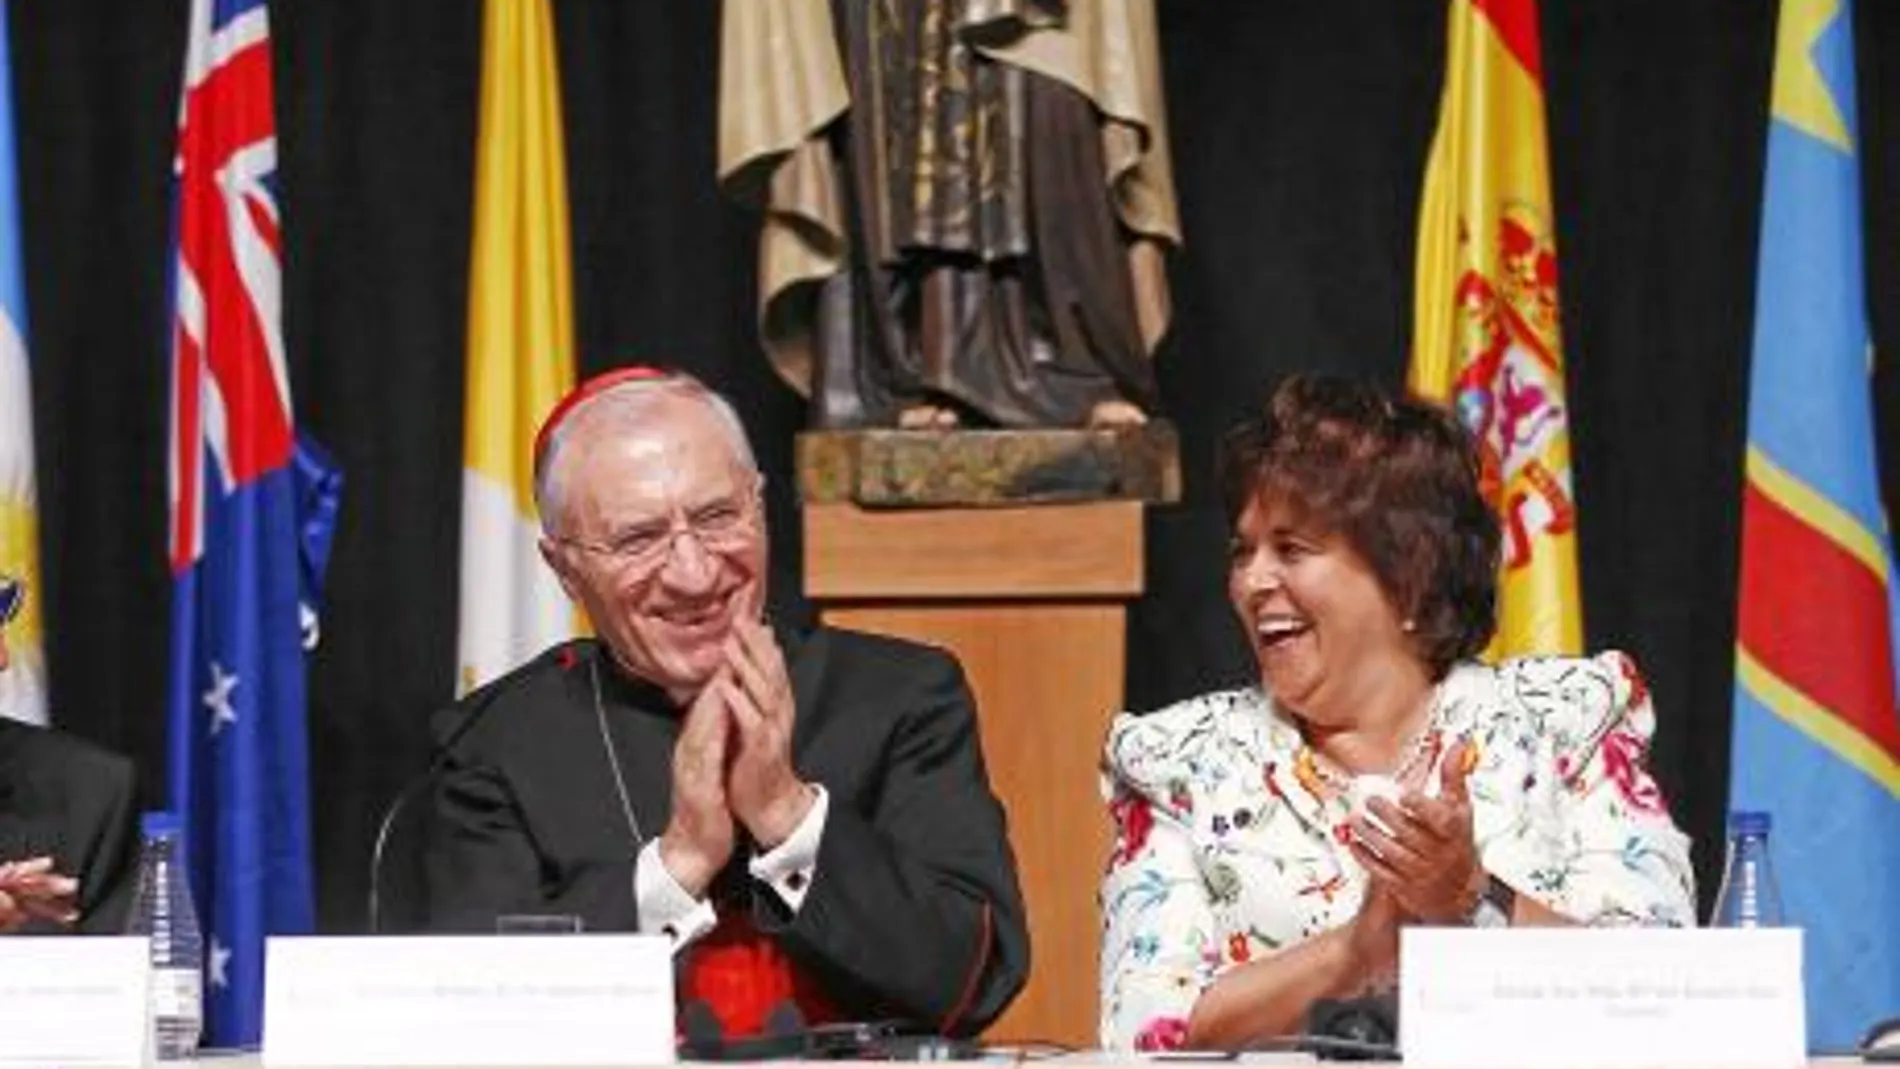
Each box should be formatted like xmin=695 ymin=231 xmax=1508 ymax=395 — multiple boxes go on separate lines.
xmin=804 ymin=502 xmax=1144 ymax=1048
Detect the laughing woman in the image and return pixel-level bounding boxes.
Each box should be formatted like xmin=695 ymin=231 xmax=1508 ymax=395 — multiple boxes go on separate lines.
xmin=1098 ymin=375 xmax=1695 ymax=1051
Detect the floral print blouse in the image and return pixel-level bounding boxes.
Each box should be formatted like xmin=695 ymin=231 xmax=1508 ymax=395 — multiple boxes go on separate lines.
xmin=1097 ymin=652 xmax=1697 ymax=1051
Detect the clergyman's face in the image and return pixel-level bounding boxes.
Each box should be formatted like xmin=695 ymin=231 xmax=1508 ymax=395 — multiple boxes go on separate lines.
xmin=541 ymin=398 xmax=767 ymax=700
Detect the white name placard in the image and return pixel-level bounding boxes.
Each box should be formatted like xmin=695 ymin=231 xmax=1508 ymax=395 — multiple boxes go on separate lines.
xmin=263 ymin=935 xmax=675 ymax=1067
xmin=1401 ymin=927 xmax=1805 ymax=1069
xmin=0 ymin=937 xmax=150 ymax=1066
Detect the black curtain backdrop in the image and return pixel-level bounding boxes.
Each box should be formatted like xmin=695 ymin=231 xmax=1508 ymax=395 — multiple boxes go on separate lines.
xmin=13 ymin=0 xmax=1899 ymax=932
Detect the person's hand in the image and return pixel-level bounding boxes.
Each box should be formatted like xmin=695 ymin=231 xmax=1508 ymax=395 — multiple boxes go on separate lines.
xmin=1349 ymin=740 xmax=1484 ymax=924
xmin=657 ymin=666 xmax=737 ymax=898
xmin=723 ymin=620 xmax=814 ymax=849
xmin=0 ymin=856 xmax=80 ymax=932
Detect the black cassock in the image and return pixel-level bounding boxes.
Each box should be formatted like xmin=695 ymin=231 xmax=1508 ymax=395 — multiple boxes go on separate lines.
xmin=422 ymin=625 xmax=1030 ymax=1037
xmin=0 ymin=719 xmax=139 ymax=934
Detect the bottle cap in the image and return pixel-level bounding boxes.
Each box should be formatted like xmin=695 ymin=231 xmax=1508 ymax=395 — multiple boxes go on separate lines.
xmin=140 ymin=810 xmax=183 ymax=839
xmin=1727 ymin=809 xmax=1772 ymax=836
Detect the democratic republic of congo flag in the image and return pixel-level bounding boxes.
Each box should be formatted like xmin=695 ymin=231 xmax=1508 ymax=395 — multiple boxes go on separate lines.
xmin=1730 ymin=0 xmax=1900 ymax=1051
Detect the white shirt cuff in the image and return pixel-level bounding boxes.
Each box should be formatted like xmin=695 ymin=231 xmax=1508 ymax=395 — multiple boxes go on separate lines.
xmin=748 ymin=785 xmax=828 ymax=912
xmin=634 ymin=839 xmax=717 ymax=951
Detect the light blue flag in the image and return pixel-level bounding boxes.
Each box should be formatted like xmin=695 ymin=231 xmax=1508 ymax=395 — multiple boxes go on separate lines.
xmin=1730 ymin=0 xmax=1900 ymax=1053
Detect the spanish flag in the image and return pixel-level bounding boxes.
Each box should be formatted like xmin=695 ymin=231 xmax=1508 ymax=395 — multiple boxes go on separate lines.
xmin=457 ymin=0 xmax=576 ymax=694
xmin=1409 ymin=0 xmax=1582 ymax=657
xmin=1730 ymin=0 xmax=1900 ymax=1050
xmin=0 ymin=3 xmax=44 ymax=725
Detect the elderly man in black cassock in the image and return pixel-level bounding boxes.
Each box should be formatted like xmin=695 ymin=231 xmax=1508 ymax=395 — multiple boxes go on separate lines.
xmin=422 ymin=368 xmax=1029 ymax=1040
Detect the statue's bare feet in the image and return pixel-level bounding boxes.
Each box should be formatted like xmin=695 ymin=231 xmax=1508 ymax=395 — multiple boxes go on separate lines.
xmin=1088 ymin=399 xmax=1148 ymax=429
xmin=898 ymin=403 xmax=961 ymax=430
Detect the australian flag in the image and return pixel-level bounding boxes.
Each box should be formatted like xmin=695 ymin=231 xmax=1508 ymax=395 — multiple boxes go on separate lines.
xmin=165 ymin=0 xmax=340 ymax=1048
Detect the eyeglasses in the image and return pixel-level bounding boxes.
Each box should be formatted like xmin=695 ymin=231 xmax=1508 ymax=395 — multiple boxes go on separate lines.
xmin=553 ymin=489 xmax=761 ymax=578
xmin=0 ymin=574 xmax=21 ymax=627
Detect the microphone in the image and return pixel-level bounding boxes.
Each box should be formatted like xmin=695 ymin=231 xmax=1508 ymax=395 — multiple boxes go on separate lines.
xmin=676 ymin=998 xmax=808 ymax=1061
xmin=765 ymin=1001 xmax=806 ymax=1041
xmin=1863 ymin=1014 xmax=1900 ymax=1062
xmin=1297 ymin=991 xmax=1399 ymax=1061
xmin=676 ymin=998 xmax=971 ymax=1062
xmin=678 ymin=1000 xmax=729 ymax=1060
xmin=365 ymin=673 xmax=518 ymax=934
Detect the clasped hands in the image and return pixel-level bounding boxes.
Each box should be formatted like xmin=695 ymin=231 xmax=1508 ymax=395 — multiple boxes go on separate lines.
xmin=1343 ymin=740 xmax=1489 ymax=975
xmin=658 ymin=619 xmax=816 ymax=897
xmin=0 ymin=856 xmax=79 ymax=932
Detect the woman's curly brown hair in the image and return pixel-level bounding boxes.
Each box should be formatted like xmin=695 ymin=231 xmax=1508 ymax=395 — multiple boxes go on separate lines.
xmin=1219 ymin=373 xmax=1501 ymax=678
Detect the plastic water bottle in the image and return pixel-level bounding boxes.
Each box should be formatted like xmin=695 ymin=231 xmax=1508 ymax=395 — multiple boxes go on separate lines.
xmin=1710 ymin=809 xmax=1785 ymax=927
xmin=126 ymin=811 xmax=204 ymax=1060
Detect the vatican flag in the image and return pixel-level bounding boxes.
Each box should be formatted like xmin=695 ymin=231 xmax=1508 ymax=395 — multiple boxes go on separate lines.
xmin=457 ymin=0 xmax=577 ymax=694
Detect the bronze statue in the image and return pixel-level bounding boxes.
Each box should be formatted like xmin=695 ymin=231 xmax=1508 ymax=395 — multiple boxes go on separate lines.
xmin=719 ymin=0 xmax=1180 ymax=430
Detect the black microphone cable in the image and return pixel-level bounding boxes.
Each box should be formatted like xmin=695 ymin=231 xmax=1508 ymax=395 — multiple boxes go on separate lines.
xmin=365 ymin=669 xmax=522 ymax=933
